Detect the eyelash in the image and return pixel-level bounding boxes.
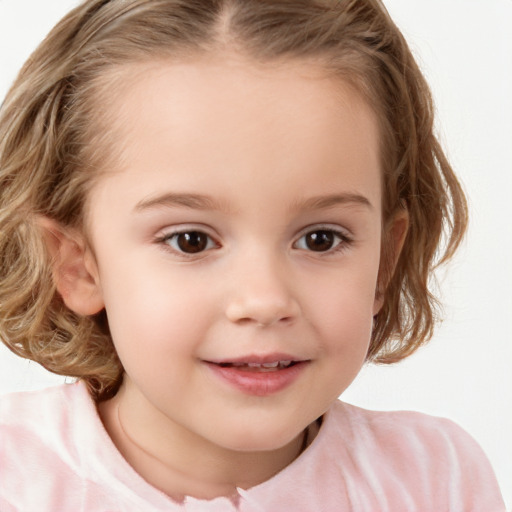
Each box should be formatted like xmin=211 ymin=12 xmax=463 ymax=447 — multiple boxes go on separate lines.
xmin=155 ymin=229 xmax=219 ymax=258
xmin=293 ymin=226 xmax=353 ymax=255
xmin=155 ymin=226 xmax=353 ymax=257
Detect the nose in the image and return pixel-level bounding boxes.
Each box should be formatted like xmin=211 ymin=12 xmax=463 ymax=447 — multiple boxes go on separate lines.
xmin=225 ymin=255 xmax=301 ymax=327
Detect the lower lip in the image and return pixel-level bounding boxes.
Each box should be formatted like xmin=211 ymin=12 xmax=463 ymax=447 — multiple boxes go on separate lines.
xmin=204 ymin=361 xmax=309 ymax=396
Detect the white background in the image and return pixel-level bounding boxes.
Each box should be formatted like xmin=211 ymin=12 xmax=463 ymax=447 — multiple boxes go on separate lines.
xmin=0 ymin=0 xmax=511 ymax=507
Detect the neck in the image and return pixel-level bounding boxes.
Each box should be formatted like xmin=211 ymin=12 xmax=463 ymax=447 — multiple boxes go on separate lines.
xmin=98 ymin=381 xmax=314 ymax=502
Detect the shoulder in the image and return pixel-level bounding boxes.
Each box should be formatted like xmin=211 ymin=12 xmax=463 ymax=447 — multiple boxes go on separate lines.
xmin=0 ymin=383 xmax=184 ymax=511
xmin=0 ymin=380 xmax=87 ymax=414
xmin=0 ymin=380 xmax=89 ymax=427
xmin=0 ymin=381 xmax=93 ymax=469
xmin=0 ymin=381 xmax=92 ymax=443
xmin=0 ymin=382 xmax=95 ymax=509
xmin=326 ymin=400 xmax=489 ymax=466
xmin=321 ymin=400 xmax=505 ymax=510
xmin=337 ymin=400 xmax=481 ymax=443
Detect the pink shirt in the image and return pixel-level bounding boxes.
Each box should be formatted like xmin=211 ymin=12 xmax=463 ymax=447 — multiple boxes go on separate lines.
xmin=0 ymin=382 xmax=505 ymax=511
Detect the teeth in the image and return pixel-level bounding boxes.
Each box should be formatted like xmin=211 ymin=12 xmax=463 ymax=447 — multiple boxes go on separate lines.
xmin=230 ymin=360 xmax=294 ymax=369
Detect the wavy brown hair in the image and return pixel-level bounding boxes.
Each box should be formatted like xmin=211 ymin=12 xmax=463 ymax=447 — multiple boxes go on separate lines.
xmin=0 ymin=0 xmax=467 ymax=401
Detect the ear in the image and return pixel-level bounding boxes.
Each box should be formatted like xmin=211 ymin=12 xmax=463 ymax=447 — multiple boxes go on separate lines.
xmin=373 ymin=209 xmax=409 ymax=315
xmin=38 ymin=217 xmax=104 ymax=316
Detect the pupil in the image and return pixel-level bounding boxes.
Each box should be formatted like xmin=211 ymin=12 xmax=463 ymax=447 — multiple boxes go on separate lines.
xmin=177 ymin=232 xmax=207 ymax=253
xmin=306 ymin=231 xmax=334 ymax=252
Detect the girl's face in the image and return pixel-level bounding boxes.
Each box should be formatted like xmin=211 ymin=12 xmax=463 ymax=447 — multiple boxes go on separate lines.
xmin=86 ymin=57 xmax=384 ymax=453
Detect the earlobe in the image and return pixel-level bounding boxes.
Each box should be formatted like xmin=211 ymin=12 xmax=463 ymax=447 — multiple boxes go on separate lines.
xmin=373 ymin=209 xmax=409 ymax=315
xmin=372 ymin=295 xmax=385 ymax=316
xmin=38 ymin=217 xmax=104 ymax=316
xmin=388 ymin=210 xmax=409 ymax=265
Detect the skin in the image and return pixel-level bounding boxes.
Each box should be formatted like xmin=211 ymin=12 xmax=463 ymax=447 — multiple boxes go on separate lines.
xmin=52 ymin=56 xmax=407 ymax=501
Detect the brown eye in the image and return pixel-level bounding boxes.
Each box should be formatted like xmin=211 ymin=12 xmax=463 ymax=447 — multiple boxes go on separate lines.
xmin=304 ymin=230 xmax=335 ymax=252
xmin=165 ymin=231 xmax=213 ymax=254
xmin=294 ymin=228 xmax=349 ymax=253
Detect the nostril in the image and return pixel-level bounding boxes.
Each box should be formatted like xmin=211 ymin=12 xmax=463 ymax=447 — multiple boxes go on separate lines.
xmin=236 ymin=314 xmax=295 ymax=328
xmin=264 ymin=315 xmax=294 ymax=326
xmin=236 ymin=317 xmax=254 ymax=326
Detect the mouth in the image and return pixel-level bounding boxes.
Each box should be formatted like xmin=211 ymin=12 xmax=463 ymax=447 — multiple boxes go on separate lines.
xmin=203 ymin=355 xmax=310 ymax=396
xmin=215 ymin=360 xmax=298 ymax=372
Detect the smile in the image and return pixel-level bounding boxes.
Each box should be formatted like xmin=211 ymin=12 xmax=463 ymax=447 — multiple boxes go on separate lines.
xmin=204 ymin=356 xmax=310 ymax=396
xmin=217 ymin=360 xmax=295 ymax=371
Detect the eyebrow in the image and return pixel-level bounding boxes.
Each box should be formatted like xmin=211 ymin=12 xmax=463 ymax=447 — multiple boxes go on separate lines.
xmin=292 ymin=193 xmax=373 ymax=212
xmin=134 ymin=193 xmax=232 ymax=213
xmin=134 ymin=191 xmax=373 ymax=214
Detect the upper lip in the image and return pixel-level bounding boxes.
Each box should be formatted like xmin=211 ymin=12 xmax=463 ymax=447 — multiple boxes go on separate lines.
xmin=204 ymin=353 xmax=309 ymax=365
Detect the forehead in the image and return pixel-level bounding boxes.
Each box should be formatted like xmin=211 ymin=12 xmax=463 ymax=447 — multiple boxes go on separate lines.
xmin=87 ymin=56 xmax=382 ymax=214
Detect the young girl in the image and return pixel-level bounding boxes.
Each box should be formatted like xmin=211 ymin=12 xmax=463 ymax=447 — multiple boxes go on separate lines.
xmin=0 ymin=0 xmax=506 ymax=510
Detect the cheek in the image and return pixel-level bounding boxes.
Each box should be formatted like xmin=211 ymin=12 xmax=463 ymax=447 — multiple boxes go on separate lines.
xmin=97 ymin=255 xmax=215 ymax=359
xmin=316 ymin=293 xmax=374 ymax=364
xmin=300 ymin=274 xmax=376 ymax=409
xmin=308 ymin=265 xmax=378 ymax=334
